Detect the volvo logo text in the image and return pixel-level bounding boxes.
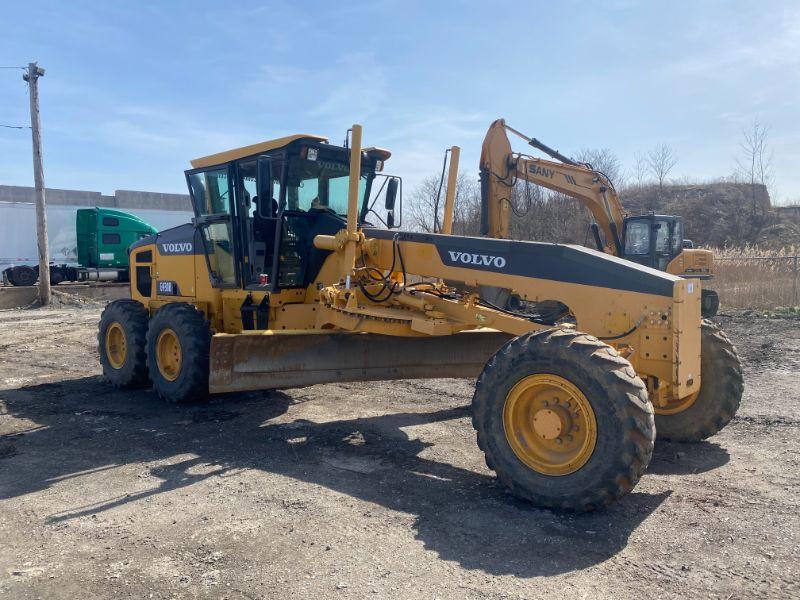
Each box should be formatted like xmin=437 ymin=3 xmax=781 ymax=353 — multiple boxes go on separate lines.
xmin=447 ymin=251 xmax=507 ymax=269
xmin=160 ymin=242 xmax=193 ymax=254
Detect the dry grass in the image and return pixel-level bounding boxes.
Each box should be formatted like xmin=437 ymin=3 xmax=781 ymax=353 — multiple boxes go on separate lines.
xmin=710 ymin=245 xmax=799 ymax=310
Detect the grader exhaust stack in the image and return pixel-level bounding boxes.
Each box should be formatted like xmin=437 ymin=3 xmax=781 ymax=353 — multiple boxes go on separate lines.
xmin=97 ymin=122 xmax=743 ymax=512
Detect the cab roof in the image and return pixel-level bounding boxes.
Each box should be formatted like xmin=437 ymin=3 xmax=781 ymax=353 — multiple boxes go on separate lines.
xmin=190 ymin=133 xmax=329 ymax=169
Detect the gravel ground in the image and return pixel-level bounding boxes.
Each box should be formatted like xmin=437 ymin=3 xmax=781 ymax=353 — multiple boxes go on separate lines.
xmin=0 ymin=305 xmax=797 ymax=599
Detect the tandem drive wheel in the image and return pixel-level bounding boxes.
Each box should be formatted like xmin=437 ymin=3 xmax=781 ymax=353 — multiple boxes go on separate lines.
xmin=145 ymin=302 xmax=211 ymax=404
xmin=98 ymin=299 xmax=150 ymax=388
xmin=472 ymin=329 xmax=655 ymax=511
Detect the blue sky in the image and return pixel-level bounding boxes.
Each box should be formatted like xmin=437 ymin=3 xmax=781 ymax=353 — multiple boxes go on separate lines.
xmin=1 ymin=1 xmax=799 ymax=203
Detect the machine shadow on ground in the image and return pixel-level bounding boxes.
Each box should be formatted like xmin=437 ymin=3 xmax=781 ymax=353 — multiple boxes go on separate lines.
xmin=0 ymin=375 xmax=733 ymax=577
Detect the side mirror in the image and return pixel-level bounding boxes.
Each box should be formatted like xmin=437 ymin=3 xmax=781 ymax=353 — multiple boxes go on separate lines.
xmin=385 ymin=178 xmax=399 ymax=228
xmin=682 ymin=239 xmax=694 ymax=249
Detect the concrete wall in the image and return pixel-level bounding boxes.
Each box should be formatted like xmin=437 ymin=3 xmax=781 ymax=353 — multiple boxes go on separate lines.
xmin=0 ymin=283 xmax=129 ymax=310
xmin=0 ymin=185 xmax=190 ymax=212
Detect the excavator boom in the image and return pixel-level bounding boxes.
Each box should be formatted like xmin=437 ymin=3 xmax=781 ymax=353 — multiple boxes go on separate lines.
xmin=480 ymin=118 xmax=626 ymax=251
xmin=479 ymin=118 xmax=716 ymax=317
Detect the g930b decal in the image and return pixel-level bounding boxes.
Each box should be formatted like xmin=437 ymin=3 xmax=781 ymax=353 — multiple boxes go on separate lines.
xmin=157 ymin=280 xmax=181 ymax=295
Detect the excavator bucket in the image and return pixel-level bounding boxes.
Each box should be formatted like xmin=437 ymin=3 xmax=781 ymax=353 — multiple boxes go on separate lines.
xmin=208 ymin=330 xmax=513 ymax=394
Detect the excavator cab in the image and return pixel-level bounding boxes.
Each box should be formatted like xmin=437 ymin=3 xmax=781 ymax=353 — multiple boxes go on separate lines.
xmin=621 ymin=213 xmax=684 ymax=271
xmin=622 ymin=213 xmax=718 ymax=316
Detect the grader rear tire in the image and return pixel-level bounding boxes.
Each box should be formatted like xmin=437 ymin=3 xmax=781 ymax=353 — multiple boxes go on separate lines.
xmin=98 ymin=299 xmax=149 ymax=388
xmin=472 ymin=329 xmax=655 ymax=511
xmin=654 ymin=320 xmax=743 ymax=441
xmin=146 ymin=303 xmax=211 ymax=404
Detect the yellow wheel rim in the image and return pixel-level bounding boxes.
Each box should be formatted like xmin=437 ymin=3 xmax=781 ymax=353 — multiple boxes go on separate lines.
xmin=156 ymin=328 xmax=182 ymax=382
xmin=503 ymin=374 xmax=597 ymax=476
xmin=654 ymin=390 xmax=699 ymax=415
xmin=105 ymin=322 xmax=127 ymax=370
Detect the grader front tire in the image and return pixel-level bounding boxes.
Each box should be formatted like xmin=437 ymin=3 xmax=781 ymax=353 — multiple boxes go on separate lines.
xmin=146 ymin=303 xmax=211 ymax=404
xmin=472 ymin=329 xmax=655 ymax=511
xmin=654 ymin=320 xmax=743 ymax=441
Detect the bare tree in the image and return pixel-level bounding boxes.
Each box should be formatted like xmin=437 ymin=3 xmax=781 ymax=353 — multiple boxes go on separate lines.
xmin=631 ymin=152 xmax=649 ymax=188
xmin=735 ymin=119 xmax=773 ymax=190
xmin=407 ymin=175 xmax=439 ymax=232
xmin=408 ymin=173 xmax=480 ymax=234
xmin=575 ymin=148 xmax=624 ymax=187
xmin=646 ymin=143 xmax=678 ymax=189
xmin=734 ymin=119 xmax=774 ymax=242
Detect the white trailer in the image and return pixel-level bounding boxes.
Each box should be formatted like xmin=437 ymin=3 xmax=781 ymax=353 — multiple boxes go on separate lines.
xmin=0 ymin=201 xmax=193 ymax=283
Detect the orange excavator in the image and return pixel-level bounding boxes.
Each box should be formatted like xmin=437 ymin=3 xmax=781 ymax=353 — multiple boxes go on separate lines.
xmin=479 ymin=119 xmax=719 ymax=317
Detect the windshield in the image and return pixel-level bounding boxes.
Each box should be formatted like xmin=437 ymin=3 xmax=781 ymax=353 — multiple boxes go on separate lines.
xmin=654 ymin=219 xmax=671 ymax=254
xmin=284 ymin=153 xmax=369 ymax=216
xmin=672 ymin=219 xmax=683 ymax=254
xmin=624 ymin=220 xmax=650 ymax=255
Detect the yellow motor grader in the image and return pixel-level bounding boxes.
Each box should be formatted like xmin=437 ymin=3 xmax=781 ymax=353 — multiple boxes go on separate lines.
xmin=97 ymin=124 xmax=743 ymax=511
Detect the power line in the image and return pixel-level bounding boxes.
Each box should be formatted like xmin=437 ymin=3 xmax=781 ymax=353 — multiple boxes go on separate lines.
xmin=1 ymin=124 xmax=30 ymax=129
xmin=0 ymin=66 xmax=25 ymax=69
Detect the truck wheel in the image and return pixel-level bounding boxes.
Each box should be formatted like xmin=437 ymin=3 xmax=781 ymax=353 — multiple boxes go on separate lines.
xmin=146 ymin=302 xmax=210 ymax=404
xmin=654 ymin=320 xmax=743 ymax=441
xmin=50 ymin=267 xmax=66 ymax=285
xmin=8 ymin=265 xmax=37 ymax=287
xmin=98 ymin=299 xmax=149 ymax=387
xmin=472 ymin=329 xmax=655 ymax=511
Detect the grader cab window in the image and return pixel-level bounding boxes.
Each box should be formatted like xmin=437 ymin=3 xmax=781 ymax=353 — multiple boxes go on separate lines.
xmin=271 ymin=149 xmax=373 ymax=290
xmin=189 ymin=168 xmax=231 ymax=217
xmin=284 ymin=153 xmax=368 ymax=215
xmin=187 ymin=168 xmax=238 ymax=287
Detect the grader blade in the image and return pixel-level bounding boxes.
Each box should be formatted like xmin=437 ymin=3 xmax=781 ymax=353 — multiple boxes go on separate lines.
xmin=209 ymin=330 xmax=513 ymax=394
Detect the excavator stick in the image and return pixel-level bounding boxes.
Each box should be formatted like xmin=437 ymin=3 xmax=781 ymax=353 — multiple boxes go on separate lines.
xmin=208 ymin=330 xmax=512 ymax=394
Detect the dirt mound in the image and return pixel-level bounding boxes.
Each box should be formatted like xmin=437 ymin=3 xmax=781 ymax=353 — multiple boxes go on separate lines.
xmin=621 ymin=183 xmax=781 ymax=247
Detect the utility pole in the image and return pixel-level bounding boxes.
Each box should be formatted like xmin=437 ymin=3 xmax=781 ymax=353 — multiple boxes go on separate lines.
xmin=24 ymin=62 xmax=49 ymax=306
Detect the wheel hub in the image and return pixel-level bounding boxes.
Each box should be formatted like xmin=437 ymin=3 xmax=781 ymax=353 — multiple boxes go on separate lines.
xmin=105 ymin=322 xmax=127 ymax=370
xmin=156 ymin=328 xmax=182 ymax=382
xmin=503 ymin=374 xmax=597 ymax=476
xmin=532 ymin=407 xmax=567 ymax=440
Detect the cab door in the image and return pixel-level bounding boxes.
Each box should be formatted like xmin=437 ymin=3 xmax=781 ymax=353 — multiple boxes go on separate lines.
xmin=622 ymin=216 xmax=654 ymax=268
xmin=185 ymin=166 xmax=239 ymax=288
xmin=233 ymin=156 xmax=283 ymax=289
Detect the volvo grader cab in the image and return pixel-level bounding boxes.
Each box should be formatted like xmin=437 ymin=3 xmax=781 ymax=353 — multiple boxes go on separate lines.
xmin=479 ymin=119 xmax=719 ymax=317
xmin=98 ymin=124 xmax=743 ymax=512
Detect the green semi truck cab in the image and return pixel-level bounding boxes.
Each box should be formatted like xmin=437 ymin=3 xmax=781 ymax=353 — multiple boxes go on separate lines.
xmin=4 ymin=207 xmax=158 ymax=286
xmin=76 ymin=208 xmax=157 ymax=269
